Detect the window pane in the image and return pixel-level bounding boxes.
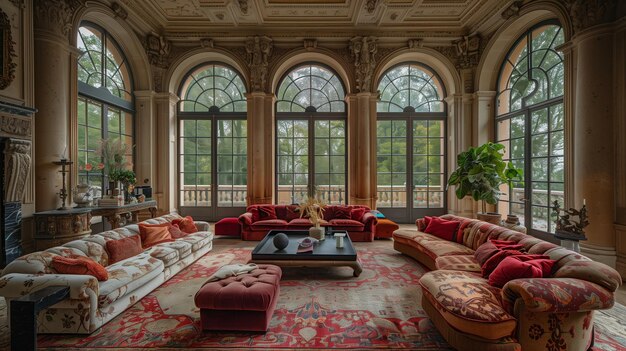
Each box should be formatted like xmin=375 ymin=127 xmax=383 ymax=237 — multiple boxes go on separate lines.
xmin=276 ymin=65 xmax=345 ymax=112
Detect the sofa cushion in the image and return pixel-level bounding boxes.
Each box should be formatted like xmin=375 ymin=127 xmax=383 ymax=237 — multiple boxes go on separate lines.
xmin=424 ymin=217 xmax=460 ymax=241
xmin=419 ymin=270 xmax=516 ymax=340
xmin=435 ymin=255 xmax=481 ymax=272
xmin=474 ymin=240 xmax=524 ymax=266
xmin=328 ymin=219 xmax=365 ymax=231
xmin=417 ymin=239 xmax=475 ymax=261
xmin=146 ymin=245 xmax=179 ymax=267
xmin=154 ymin=240 xmax=193 ymax=259
xmin=99 ymin=253 xmax=164 ymax=307
xmin=62 ymin=240 xmax=109 ymax=266
xmin=350 ymin=207 xmax=367 ymax=222
xmin=481 ymin=250 xmax=525 ymax=278
xmin=139 ymin=223 xmax=174 ymax=248
xmin=106 ymin=235 xmax=143 ymax=265
xmin=179 ymin=232 xmax=214 ymax=252
xmin=287 ymin=218 xmax=313 ymax=227
xmin=250 ymin=219 xmax=289 ymax=231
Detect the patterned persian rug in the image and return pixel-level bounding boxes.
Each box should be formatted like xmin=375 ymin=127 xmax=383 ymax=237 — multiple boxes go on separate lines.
xmin=35 ymin=240 xmax=626 ymax=350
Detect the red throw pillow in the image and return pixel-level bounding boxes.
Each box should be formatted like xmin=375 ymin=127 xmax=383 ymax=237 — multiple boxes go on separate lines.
xmin=350 ymin=207 xmax=367 ymax=222
xmin=481 ymin=250 xmax=525 ymax=278
xmin=488 ymin=256 xmax=556 ymax=288
xmin=285 ymin=206 xmax=301 ymax=221
xmin=424 ymin=216 xmax=460 ymax=241
xmin=417 ymin=216 xmax=433 ymax=231
xmin=171 ymin=216 xmax=198 ymax=233
xmin=250 ymin=205 xmax=278 ymax=222
xmin=51 ymin=255 xmax=108 ymax=281
xmin=106 ymin=235 xmax=143 ymax=264
xmin=168 ymin=224 xmax=187 ymax=239
xmin=474 ymin=239 xmax=525 ymax=265
xmin=334 ymin=207 xmax=351 ymax=219
xmin=139 ymin=223 xmax=174 ymax=248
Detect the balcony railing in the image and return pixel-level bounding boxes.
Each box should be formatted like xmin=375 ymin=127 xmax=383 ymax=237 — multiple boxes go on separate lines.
xmin=181 ymin=185 xmax=247 ymax=207
xmin=376 ymin=185 xmax=444 ymax=208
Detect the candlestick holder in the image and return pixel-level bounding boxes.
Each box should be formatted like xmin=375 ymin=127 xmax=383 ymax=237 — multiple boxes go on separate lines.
xmin=53 ymin=158 xmax=73 ymax=210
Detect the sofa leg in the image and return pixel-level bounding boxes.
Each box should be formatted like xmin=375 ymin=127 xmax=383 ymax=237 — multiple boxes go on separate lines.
xmin=10 ymin=286 xmax=70 ymax=351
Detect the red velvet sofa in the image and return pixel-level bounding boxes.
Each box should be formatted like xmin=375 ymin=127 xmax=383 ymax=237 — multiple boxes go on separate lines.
xmin=238 ymin=204 xmax=377 ymax=241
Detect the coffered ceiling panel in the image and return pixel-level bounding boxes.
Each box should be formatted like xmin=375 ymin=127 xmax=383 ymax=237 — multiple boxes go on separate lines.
xmin=120 ymin=0 xmax=513 ymax=39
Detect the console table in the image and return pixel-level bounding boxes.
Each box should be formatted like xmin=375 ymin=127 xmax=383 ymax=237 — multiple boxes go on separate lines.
xmin=33 ymin=208 xmax=92 ymax=250
xmin=90 ymin=200 xmax=158 ymax=229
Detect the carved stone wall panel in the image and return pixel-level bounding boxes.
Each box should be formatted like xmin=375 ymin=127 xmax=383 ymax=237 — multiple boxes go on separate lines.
xmin=0 ymin=8 xmax=17 ymax=90
xmin=4 ymin=138 xmax=31 ymax=202
xmin=245 ymin=35 xmax=273 ymax=92
xmin=568 ymin=0 xmax=617 ymax=34
xmin=349 ymin=36 xmax=377 ymax=93
xmin=0 ymin=112 xmax=31 ymax=138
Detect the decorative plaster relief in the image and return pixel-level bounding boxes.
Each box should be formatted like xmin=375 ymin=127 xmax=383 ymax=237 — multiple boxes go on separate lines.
xmin=349 ymin=36 xmax=377 ymax=93
xmin=436 ymin=33 xmax=481 ymax=70
xmin=501 ymin=1 xmax=522 ymax=20
xmin=365 ymin=0 xmax=380 ymax=14
xmin=111 ymin=2 xmax=128 ymax=20
xmin=4 ymin=138 xmax=31 ymax=202
xmin=407 ymin=38 xmax=423 ymax=49
xmin=144 ymin=34 xmax=171 ymax=68
xmin=245 ymin=35 xmax=273 ymax=92
xmin=200 ymin=38 xmax=214 ymax=48
xmin=238 ymin=0 xmax=249 ymax=15
xmin=0 ymin=8 xmax=17 ymax=90
xmin=303 ymin=38 xmax=318 ymax=51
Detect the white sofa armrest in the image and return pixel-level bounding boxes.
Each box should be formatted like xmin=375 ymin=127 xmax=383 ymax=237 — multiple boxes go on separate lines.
xmin=0 ymin=273 xmax=99 ymax=300
xmin=194 ymin=221 xmax=210 ymax=232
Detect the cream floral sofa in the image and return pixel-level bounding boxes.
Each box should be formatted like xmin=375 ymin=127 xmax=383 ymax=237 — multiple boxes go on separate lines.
xmin=0 ymin=213 xmax=213 ymax=334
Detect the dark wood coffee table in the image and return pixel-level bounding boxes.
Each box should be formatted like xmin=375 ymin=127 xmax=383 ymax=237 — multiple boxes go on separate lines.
xmin=249 ymin=230 xmax=363 ymax=277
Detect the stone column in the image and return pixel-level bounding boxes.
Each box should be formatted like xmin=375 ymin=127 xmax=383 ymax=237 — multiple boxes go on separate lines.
xmin=446 ymin=93 xmax=475 ymax=217
xmin=134 ymin=90 xmax=156 ymax=188
xmin=33 ymin=0 xmax=83 ymax=211
xmin=246 ymin=92 xmax=275 ymax=204
xmin=572 ymin=24 xmax=616 ymax=266
xmin=615 ymin=19 xmax=626 ymax=277
xmin=346 ymin=92 xmax=377 ymax=208
xmin=154 ymin=92 xmax=178 ymax=214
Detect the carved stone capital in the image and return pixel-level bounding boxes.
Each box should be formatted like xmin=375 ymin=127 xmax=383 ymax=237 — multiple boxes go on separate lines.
xmin=4 ymin=139 xmax=31 ymax=202
xmin=144 ymin=34 xmax=171 ymax=69
xmin=245 ymin=36 xmax=273 ymax=92
xmin=33 ymin=0 xmax=85 ymax=39
xmin=568 ymin=0 xmax=617 ymax=34
xmin=349 ymin=36 xmax=377 ymax=93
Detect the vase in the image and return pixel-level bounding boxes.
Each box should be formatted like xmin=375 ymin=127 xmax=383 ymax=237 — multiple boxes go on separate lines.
xmin=309 ymin=225 xmax=325 ymax=241
xmin=477 ymin=212 xmax=502 ymax=225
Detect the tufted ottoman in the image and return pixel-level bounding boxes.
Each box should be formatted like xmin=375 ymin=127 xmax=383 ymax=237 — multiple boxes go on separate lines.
xmin=194 ymin=264 xmax=282 ymax=331
xmin=375 ymin=218 xmax=399 ymax=239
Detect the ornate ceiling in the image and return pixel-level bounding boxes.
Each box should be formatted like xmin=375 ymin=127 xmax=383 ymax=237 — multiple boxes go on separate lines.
xmin=120 ymin=0 xmax=514 ymax=41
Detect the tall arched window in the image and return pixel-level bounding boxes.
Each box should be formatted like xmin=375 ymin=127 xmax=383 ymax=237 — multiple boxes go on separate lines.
xmin=275 ymin=64 xmax=347 ymax=204
xmin=76 ymin=23 xmax=133 ymax=196
xmin=376 ymin=63 xmax=447 ymax=223
xmin=496 ymin=21 xmax=565 ymax=236
xmin=178 ymin=63 xmax=247 ymax=220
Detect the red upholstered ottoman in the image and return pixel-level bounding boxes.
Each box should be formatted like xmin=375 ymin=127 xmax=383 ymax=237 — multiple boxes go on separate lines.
xmin=194 ymin=264 xmax=281 ymax=331
xmin=375 ymin=218 xmax=399 ymax=239
xmin=214 ymin=217 xmax=241 ymax=237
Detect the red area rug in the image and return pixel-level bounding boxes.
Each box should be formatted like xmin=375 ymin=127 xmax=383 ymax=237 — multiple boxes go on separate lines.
xmin=37 ymin=241 xmax=626 ymax=350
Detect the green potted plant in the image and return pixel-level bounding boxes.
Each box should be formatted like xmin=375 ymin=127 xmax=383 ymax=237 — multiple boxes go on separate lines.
xmin=447 ymin=142 xmax=523 ymax=224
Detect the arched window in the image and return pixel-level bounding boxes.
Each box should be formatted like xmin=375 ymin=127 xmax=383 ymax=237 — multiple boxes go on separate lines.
xmin=376 ymin=63 xmax=447 ymax=223
xmin=178 ymin=63 xmax=248 ymax=220
xmin=496 ymin=21 xmax=565 ymax=235
xmin=76 ymin=23 xmax=133 ymax=195
xmin=276 ymin=64 xmax=347 ymax=204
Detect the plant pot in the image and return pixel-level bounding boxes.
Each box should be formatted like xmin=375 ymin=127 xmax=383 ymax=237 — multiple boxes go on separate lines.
xmin=477 ymin=212 xmax=502 ymax=225
xmin=309 ymin=225 xmax=325 ymax=241
xmin=505 ymin=214 xmax=520 ymax=225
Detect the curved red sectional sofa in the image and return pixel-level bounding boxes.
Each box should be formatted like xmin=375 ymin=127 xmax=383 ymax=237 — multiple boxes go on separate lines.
xmin=238 ymin=204 xmax=377 ymax=241
xmin=393 ymin=214 xmax=622 ymax=351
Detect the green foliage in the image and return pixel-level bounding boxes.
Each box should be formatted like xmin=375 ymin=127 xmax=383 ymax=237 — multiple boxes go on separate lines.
xmin=109 ymin=169 xmax=136 ymax=185
xmin=447 ymin=142 xmax=523 ymax=211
